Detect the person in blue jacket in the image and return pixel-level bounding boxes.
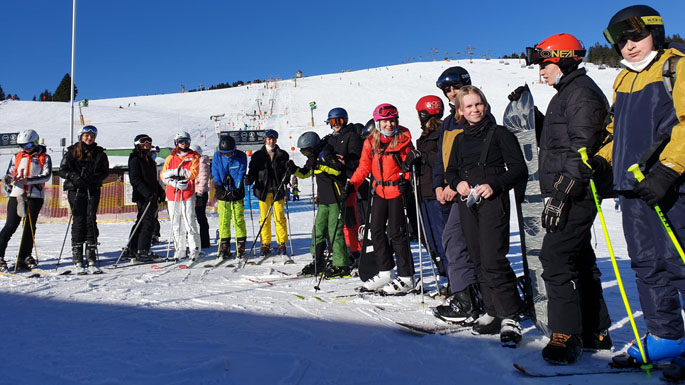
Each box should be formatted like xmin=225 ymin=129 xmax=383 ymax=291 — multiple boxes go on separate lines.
xmin=212 ymin=136 xmax=248 ymax=259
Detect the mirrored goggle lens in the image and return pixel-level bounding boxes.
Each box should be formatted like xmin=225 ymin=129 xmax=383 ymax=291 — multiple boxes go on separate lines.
xmin=436 ymin=74 xmax=464 ymax=90
xmin=328 ymin=118 xmax=345 ymax=127
xmin=21 ymin=142 xmax=35 ymax=149
xmin=603 ymin=16 xmax=661 ymax=45
xmin=525 ymin=46 xmax=586 ymax=66
xmin=136 ymin=138 xmax=152 ymax=145
xmin=377 ymin=106 xmax=398 ymax=118
xmin=82 ymin=126 xmax=97 ymax=134
xmin=177 ymin=138 xmax=190 ymax=145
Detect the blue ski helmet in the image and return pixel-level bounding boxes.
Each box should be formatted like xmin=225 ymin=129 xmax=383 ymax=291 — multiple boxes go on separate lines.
xmin=327 ymin=107 xmax=348 ymax=127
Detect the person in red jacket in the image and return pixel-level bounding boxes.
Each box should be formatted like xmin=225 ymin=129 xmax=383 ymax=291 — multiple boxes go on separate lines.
xmin=347 ymin=103 xmax=417 ymax=295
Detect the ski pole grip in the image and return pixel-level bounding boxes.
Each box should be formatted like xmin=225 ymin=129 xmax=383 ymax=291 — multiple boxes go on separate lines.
xmin=577 ymin=147 xmax=591 ymax=168
xmin=628 ymin=164 xmax=645 ymax=182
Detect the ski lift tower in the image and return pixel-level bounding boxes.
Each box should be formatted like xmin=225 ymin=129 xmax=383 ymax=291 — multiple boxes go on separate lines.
xmin=210 ymin=114 xmax=225 ymax=135
xmin=466 ymin=46 xmax=475 ymax=63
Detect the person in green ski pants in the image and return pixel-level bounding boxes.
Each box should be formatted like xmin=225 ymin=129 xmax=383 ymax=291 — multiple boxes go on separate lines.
xmin=287 ymin=131 xmax=350 ymax=278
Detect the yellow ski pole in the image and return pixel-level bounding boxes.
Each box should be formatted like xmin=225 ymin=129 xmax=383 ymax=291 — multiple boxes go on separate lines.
xmin=627 ymin=164 xmax=685 ymax=264
xmin=579 ymin=148 xmax=651 ymax=375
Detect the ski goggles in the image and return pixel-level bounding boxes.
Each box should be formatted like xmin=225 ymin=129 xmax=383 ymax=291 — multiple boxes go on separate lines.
xmin=81 ymin=125 xmax=98 ymax=135
xmin=603 ymin=16 xmax=662 ymax=46
xmin=21 ymin=142 xmax=35 ymax=150
xmin=436 ymin=74 xmax=467 ymax=92
xmin=525 ymin=47 xmax=586 ymax=66
xmin=176 ymin=138 xmax=190 ymax=145
xmin=135 ymin=136 xmax=152 ymax=145
xmin=264 ymin=129 xmax=279 ymax=139
xmin=327 ymin=118 xmax=346 ymax=127
xmin=376 ymin=105 xmax=398 ymax=119
xmin=300 ymin=148 xmax=314 ymax=157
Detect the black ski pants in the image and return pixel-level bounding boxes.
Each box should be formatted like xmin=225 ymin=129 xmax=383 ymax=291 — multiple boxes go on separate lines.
xmin=540 ymin=196 xmax=611 ymax=335
xmin=370 ymin=196 xmax=414 ymax=277
xmin=0 ymin=197 xmax=43 ymax=262
xmin=195 ymin=192 xmax=210 ymax=249
xmin=68 ymin=190 xmax=100 ymax=245
xmin=129 ymin=200 xmax=159 ymax=253
xmin=459 ymin=193 xmax=523 ymax=319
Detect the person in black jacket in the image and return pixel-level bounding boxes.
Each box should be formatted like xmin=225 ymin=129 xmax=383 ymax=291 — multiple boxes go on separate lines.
xmin=325 ymin=108 xmax=363 ymax=265
xmin=445 ymin=86 xmax=527 ymax=347
xmin=127 ymin=134 xmax=165 ymax=262
xmin=245 ymin=129 xmax=290 ymax=256
xmin=517 ymin=32 xmax=612 ymax=364
xmin=59 ymin=125 xmax=110 ymax=274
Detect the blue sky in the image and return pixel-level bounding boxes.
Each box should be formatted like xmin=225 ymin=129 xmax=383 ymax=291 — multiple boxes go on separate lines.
xmin=2 ymin=0 xmax=683 ymax=101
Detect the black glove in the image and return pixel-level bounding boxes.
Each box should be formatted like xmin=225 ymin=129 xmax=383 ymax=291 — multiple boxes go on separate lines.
xmin=398 ymin=178 xmax=411 ymax=195
xmin=244 ymin=174 xmax=253 ymax=186
xmin=286 ymin=160 xmax=299 ymax=175
xmin=147 ymin=193 xmax=157 ymax=202
xmin=342 ymin=180 xmax=356 ymax=200
xmin=215 ymin=186 xmax=227 ymax=201
xmin=579 ymin=155 xmax=610 ymax=181
xmin=305 ymin=156 xmax=316 ymax=170
xmin=403 ymin=149 xmax=422 ymax=172
xmin=551 ymin=174 xmax=584 ymax=201
xmin=74 ymin=176 xmax=89 ymax=189
xmin=508 ymin=85 xmax=528 ymax=102
xmin=541 ymin=198 xmax=571 ymax=233
xmin=634 ymin=163 xmax=680 ymax=206
xmin=224 ymin=174 xmax=235 ymax=190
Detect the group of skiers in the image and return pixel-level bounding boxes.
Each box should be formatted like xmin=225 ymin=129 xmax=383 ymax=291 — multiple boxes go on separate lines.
xmin=0 ymin=3 xmax=682 ymax=372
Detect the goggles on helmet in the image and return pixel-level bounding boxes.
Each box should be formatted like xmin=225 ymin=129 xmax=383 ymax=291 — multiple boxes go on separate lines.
xmin=82 ymin=126 xmax=98 ymax=135
xmin=21 ymin=142 xmax=35 ymax=150
xmin=525 ymin=46 xmax=586 ymax=66
xmin=135 ymin=136 xmax=152 ymax=146
xmin=327 ymin=118 xmax=346 ymax=127
xmin=376 ymin=105 xmax=398 ymax=119
xmin=176 ymin=138 xmax=190 ymax=145
xmin=603 ymin=15 xmax=662 ymax=46
xmin=300 ymin=148 xmax=314 ymax=157
xmin=264 ymin=129 xmax=279 ymax=139
xmin=436 ymin=74 xmax=465 ymax=92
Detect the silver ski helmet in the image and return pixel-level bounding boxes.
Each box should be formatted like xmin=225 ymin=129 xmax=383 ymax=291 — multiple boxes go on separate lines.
xmin=17 ymin=129 xmax=39 ymax=146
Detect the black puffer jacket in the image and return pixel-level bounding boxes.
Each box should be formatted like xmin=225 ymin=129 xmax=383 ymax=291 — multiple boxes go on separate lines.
xmin=128 ymin=149 xmax=165 ymax=203
xmin=59 ymin=142 xmax=109 ymax=194
xmin=416 ymin=128 xmax=440 ymax=200
xmin=247 ymin=145 xmax=290 ymax=202
xmin=538 ymin=68 xmax=609 ymax=197
xmin=327 ymin=123 xmax=363 ymax=179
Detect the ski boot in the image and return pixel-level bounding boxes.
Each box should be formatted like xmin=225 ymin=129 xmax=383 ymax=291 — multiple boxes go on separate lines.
xmin=361 ymin=270 xmax=395 ymax=292
xmin=189 ymin=248 xmax=200 ymax=261
xmin=380 ymin=276 xmax=414 ymax=296
xmin=613 ymin=334 xmax=685 ymax=366
xmin=542 ymin=333 xmax=583 ymax=365
xmin=277 ymin=242 xmax=287 ymax=256
xmin=134 ymin=249 xmax=154 ymax=263
xmin=582 ymin=329 xmax=613 ymax=351
xmin=433 ymin=284 xmax=482 ymax=325
xmin=24 ymin=256 xmax=38 ymax=269
xmin=260 ymin=244 xmax=272 ymax=257
xmin=85 ymin=243 xmax=102 ymax=274
xmin=236 ymin=237 xmax=246 ymax=259
xmin=0 ymin=258 xmax=7 ymax=272
xmin=325 ymin=265 xmax=351 ymax=279
xmin=72 ymin=243 xmax=87 ymax=275
xmin=500 ymin=318 xmax=522 ymax=348
xmin=471 ymin=314 xmax=502 ymax=335
xmin=300 ymin=243 xmax=326 ymax=276
xmin=218 ymin=238 xmax=231 ymax=260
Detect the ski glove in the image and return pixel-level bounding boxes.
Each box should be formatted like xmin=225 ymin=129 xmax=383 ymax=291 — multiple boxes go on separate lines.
xmin=342 ymin=180 xmax=355 ymax=200
xmin=552 ymin=174 xmax=584 ymax=201
xmin=508 ymin=86 xmax=527 ymax=102
xmin=634 ymin=163 xmax=680 ymax=206
xmin=304 ymin=156 xmax=317 ymax=171
xmin=286 ymin=160 xmax=299 ymax=175
xmin=171 ymin=179 xmax=189 ymax=191
xmin=402 ymin=149 xmax=422 ymax=172
xmin=398 ymin=178 xmax=411 ymax=195
xmin=244 ymin=175 xmax=253 ymax=186
xmin=541 ymin=197 xmax=570 ymax=233
xmin=578 ymin=155 xmax=610 ymax=181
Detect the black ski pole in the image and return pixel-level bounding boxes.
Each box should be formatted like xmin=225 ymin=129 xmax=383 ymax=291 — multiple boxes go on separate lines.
xmin=115 ymin=200 xmax=153 ymax=266
xmin=56 ymin=214 xmax=73 ymax=269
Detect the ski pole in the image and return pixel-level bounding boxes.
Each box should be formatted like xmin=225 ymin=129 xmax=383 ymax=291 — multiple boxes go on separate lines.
xmin=14 ymin=201 xmax=29 ymax=273
xmin=579 ymin=148 xmax=651 ymax=375
xmin=247 ymin=185 xmax=256 ymax=241
xmin=314 ymin=187 xmax=345 ymax=292
xmin=283 ymin=197 xmax=295 ymax=262
xmin=627 ymin=164 xmax=685 ymax=263
xmin=25 ymin=199 xmax=40 ymax=264
xmin=56 ymin=215 xmax=73 ymax=269
xmin=411 ymin=166 xmax=424 ymax=302
xmin=115 ymin=200 xmax=153 ymax=266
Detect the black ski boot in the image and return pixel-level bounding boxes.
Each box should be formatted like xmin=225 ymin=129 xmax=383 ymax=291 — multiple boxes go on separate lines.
xmin=300 ymin=243 xmax=326 ymax=276
xmin=237 ymin=237 xmax=246 ymax=258
xmin=24 ymin=256 xmax=38 ymax=269
xmin=218 ymin=238 xmax=231 ymax=260
xmin=85 ymin=243 xmax=103 ymax=274
xmin=582 ymin=329 xmax=613 ymax=351
xmin=433 ymin=284 xmax=482 ymax=325
xmin=542 ymin=333 xmax=583 ymax=365
xmin=325 ymin=265 xmax=351 ymax=279
xmin=134 ymin=249 xmax=153 ymax=263
xmin=72 ymin=243 xmax=87 ymax=275
xmin=0 ymin=258 xmax=7 ymax=272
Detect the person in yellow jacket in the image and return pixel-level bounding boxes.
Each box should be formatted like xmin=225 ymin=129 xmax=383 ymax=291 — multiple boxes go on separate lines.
xmin=161 ymin=131 xmax=201 ymax=261
xmin=585 ymin=5 xmax=685 ymax=366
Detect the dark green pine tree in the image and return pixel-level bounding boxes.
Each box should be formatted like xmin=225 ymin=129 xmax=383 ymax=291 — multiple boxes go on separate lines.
xmin=0 ymin=84 xmax=5 ymax=100
xmin=53 ymin=73 xmax=78 ymax=102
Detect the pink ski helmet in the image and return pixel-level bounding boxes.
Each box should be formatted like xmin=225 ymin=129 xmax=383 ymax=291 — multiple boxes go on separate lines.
xmin=373 ymin=103 xmax=399 ymax=122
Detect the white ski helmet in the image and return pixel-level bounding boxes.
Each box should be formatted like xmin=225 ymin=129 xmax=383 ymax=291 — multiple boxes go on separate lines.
xmin=17 ymin=129 xmax=39 ymax=146
xmin=174 ymin=131 xmax=191 ymax=144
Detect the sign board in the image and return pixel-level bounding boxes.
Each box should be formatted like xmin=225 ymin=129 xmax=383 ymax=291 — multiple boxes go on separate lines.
xmin=219 ymin=130 xmax=266 ymax=153
xmin=309 ymin=101 xmax=317 ymax=110
xmin=0 ymin=132 xmax=18 ymax=147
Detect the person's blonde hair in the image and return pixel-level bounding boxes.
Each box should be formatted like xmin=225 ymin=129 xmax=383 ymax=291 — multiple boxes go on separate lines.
xmin=456 ymin=85 xmax=489 ymax=115
xmin=369 ymin=122 xmax=401 ymax=152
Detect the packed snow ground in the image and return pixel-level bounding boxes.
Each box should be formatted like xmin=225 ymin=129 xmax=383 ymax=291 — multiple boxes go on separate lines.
xmin=0 ymin=60 xmax=666 ymax=384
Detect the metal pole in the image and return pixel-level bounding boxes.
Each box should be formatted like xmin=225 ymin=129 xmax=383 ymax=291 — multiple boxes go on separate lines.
xmin=69 ymin=0 xmax=76 ymax=145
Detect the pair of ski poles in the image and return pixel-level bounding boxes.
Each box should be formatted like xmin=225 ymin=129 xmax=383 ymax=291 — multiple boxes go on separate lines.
xmin=580 ymin=147 xmax=685 ymax=376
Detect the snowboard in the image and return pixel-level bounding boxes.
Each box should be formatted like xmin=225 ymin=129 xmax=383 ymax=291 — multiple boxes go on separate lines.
xmin=502 ymin=86 xmax=550 ymax=338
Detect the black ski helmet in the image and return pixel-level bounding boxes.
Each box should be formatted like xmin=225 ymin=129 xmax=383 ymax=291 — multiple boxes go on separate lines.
xmin=219 ymin=135 xmax=236 ymax=152
xmin=436 ymin=66 xmax=471 ymax=93
xmin=362 ymin=119 xmax=375 ymax=138
xmin=604 ymin=5 xmax=664 ymax=54
xmin=297 ymin=131 xmax=320 ymax=150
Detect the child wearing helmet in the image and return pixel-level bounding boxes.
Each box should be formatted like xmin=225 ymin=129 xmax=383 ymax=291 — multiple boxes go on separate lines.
xmin=445 ymin=86 xmax=527 ymax=346
xmin=347 ymin=103 xmax=416 ymax=295
xmin=0 ymin=129 xmax=52 ymax=272
xmin=59 ymin=125 xmax=110 ymax=274
xmin=590 ymin=5 xmax=685 ymax=368
xmin=518 ymin=32 xmax=614 ymax=364
xmin=212 ymin=135 xmax=248 ymax=260
xmin=160 ymin=131 xmax=201 ymax=261
xmin=288 ymin=131 xmax=350 ymax=278
xmin=191 ymin=144 xmax=211 ymax=250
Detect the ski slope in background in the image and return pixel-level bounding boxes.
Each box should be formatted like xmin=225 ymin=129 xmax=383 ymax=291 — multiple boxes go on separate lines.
xmin=0 ymin=60 xmax=660 ymax=384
